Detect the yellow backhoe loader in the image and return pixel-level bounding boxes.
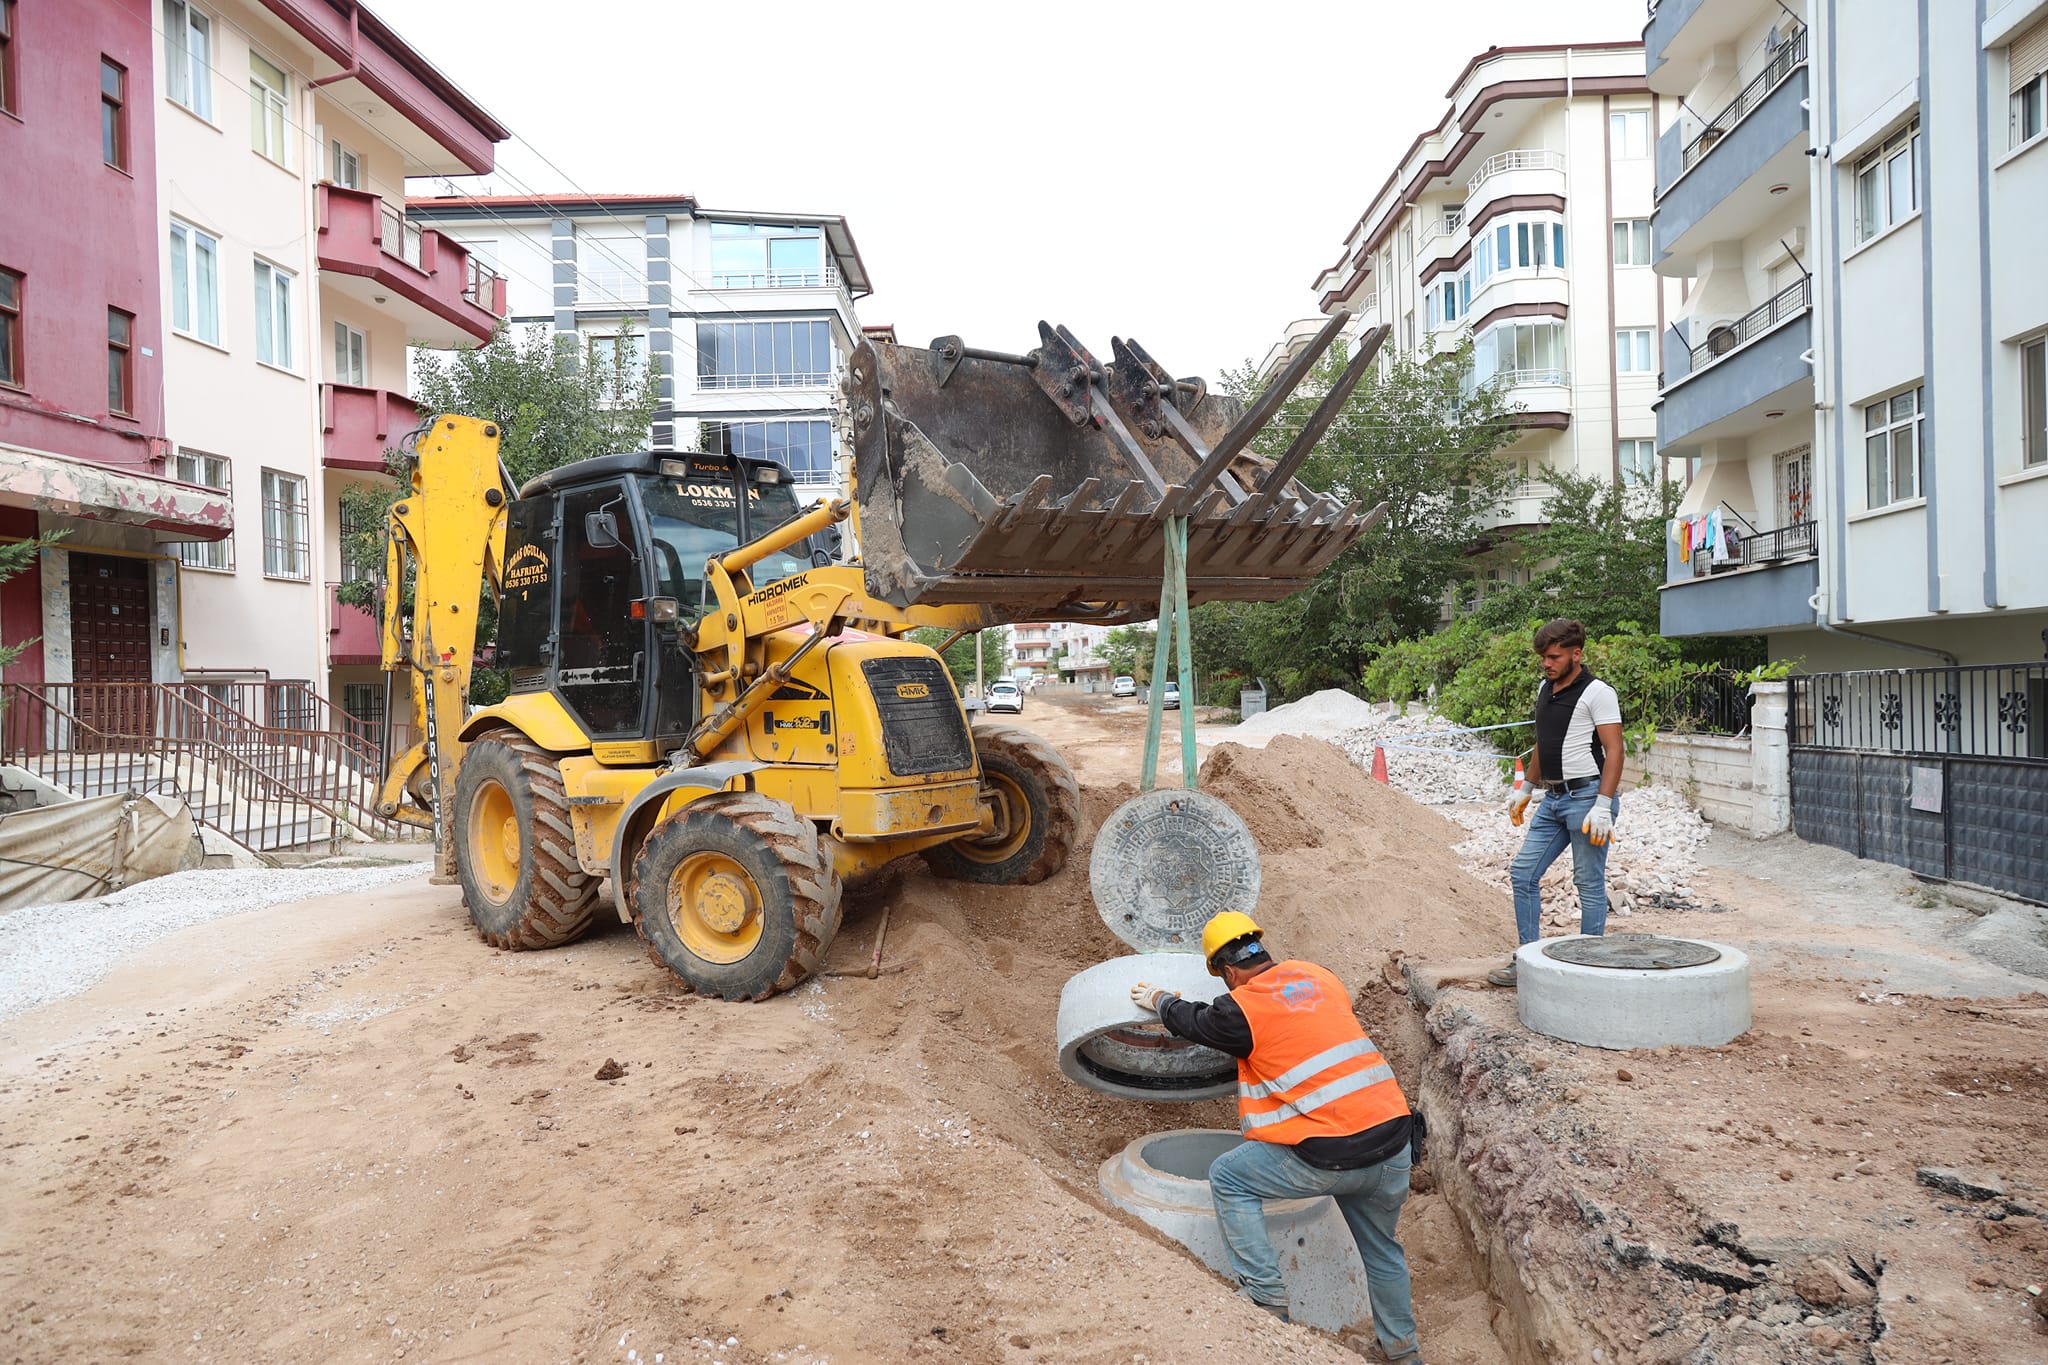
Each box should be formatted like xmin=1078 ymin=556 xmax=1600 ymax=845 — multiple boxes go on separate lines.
xmin=375 ymin=314 xmax=1385 ymax=1001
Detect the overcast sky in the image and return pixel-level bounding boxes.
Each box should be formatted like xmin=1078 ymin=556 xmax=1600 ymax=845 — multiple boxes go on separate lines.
xmin=376 ymin=0 xmax=1646 ymax=380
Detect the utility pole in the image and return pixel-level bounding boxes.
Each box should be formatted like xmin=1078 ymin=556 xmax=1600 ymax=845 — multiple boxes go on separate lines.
xmin=975 ymin=629 xmax=985 ymax=700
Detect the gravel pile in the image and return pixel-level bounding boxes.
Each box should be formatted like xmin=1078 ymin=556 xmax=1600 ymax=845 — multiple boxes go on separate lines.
xmin=0 ymin=862 xmax=426 ymax=1021
xmin=1198 ymin=688 xmax=1386 ymax=748
xmin=1331 ymin=714 xmax=1513 ymax=806
xmin=1447 ymin=783 xmax=1714 ymax=922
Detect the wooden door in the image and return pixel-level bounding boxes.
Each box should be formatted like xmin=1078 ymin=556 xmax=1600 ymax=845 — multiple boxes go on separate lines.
xmin=69 ymin=554 xmax=153 ymax=745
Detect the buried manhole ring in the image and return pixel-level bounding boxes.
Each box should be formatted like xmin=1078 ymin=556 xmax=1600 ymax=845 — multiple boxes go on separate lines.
xmin=1543 ymin=933 xmax=1721 ymax=970
xmin=1089 ymin=789 xmax=1261 ymax=951
xmin=1056 ymin=954 xmax=1236 ymax=1101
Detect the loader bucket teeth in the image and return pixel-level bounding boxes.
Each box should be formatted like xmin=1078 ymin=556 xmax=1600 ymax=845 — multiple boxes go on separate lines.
xmin=849 ymin=318 xmax=1383 ymax=623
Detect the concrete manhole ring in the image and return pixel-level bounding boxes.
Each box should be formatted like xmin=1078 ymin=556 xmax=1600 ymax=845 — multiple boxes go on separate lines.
xmin=1517 ymin=934 xmax=1751 ymax=1050
xmin=1088 ymin=788 xmax=1261 ymax=951
xmin=1056 ymin=954 xmax=1236 ymax=1100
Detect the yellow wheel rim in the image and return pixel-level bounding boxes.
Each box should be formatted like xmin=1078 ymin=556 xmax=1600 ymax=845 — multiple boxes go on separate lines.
xmin=669 ymin=851 xmax=765 ymax=964
xmin=953 ymin=770 xmax=1033 ymax=865
xmin=466 ymin=778 xmax=521 ymax=906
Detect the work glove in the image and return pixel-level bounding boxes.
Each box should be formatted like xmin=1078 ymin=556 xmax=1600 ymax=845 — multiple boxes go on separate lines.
xmin=1581 ymin=795 xmax=1620 ymax=846
xmin=1506 ymin=788 xmax=1532 ymax=827
xmin=1129 ymin=982 xmax=1173 ymax=1013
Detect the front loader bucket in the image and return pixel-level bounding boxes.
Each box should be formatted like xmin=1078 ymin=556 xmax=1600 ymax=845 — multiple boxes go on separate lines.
xmin=847 ymin=315 xmax=1387 ymax=623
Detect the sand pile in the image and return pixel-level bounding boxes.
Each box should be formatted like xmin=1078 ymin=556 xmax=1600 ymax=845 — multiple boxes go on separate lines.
xmin=1447 ymin=783 xmax=1714 ymax=920
xmin=1196 ymin=736 xmax=1515 ymax=982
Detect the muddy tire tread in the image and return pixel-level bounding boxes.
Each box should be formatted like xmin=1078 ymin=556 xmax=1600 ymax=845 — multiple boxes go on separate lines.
xmin=921 ymin=723 xmax=1081 ymax=886
xmin=453 ymin=728 xmax=601 ymax=951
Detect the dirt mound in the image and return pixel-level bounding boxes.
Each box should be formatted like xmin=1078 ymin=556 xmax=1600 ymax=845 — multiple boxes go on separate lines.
xmin=1196 ymin=735 xmax=1515 ymax=983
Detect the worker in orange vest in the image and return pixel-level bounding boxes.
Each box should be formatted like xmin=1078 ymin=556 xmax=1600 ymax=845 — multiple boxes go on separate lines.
xmin=1131 ymin=912 xmax=1423 ymax=1361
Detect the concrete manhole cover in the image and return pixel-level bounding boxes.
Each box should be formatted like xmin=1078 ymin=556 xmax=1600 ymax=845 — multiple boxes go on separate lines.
xmin=1542 ymin=933 xmax=1723 ymax=970
xmin=1089 ymin=789 xmax=1261 ymax=951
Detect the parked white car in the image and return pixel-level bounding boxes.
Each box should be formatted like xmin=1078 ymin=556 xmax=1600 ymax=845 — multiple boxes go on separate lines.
xmin=1111 ymin=675 xmax=1137 ymax=697
xmin=986 ymin=682 xmax=1024 ymax=714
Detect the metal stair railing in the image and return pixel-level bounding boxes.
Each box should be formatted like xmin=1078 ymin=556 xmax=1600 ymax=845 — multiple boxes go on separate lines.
xmin=1 ymin=683 xmax=361 ymax=856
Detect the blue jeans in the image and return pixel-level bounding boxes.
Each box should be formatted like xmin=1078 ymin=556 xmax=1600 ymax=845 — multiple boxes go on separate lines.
xmin=1510 ymin=787 xmax=1609 ymax=945
xmin=1208 ymin=1138 xmax=1419 ymax=1362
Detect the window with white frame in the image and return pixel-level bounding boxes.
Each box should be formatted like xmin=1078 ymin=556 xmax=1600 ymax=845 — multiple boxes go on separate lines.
xmin=701 ymin=418 xmax=836 ymax=486
xmin=1619 ymin=438 xmax=1657 ymax=485
xmin=1613 ymin=218 xmax=1652 ymax=266
xmin=328 ymin=137 xmax=362 ymax=189
xmin=2022 ymin=335 xmax=2045 ymax=469
xmin=253 ymin=259 xmax=294 ymax=369
xmin=2011 ymin=18 xmax=2047 ymax=148
xmin=168 ymin=218 xmax=220 ymax=345
xmin=708 ymin=222 xmax=826 ymax=288
xmin=1854 ymin=120 xmax=1920 ymax=243
xmin=1610 ymin=109 xmax=1650 ymax=158
xmin=696 ymin=320 xmax=833 ymax=389
xmin=1472 ymin=215 xmax=1566 ymax=290
xmin=248 ymin=50 xmax=288 ymax=163
xmin=1474 ymin=319 xmax=1567 ymax=386
xmin=261 ymin=469 xmax=309 ymax=579
xmin=1616 ymin=328 xmax=1654 ymax=374
xmin=162 ymin=0 xmax=211 ymax=120
xmin=1863 ymin=385 xmax=1925 ymax=507
xmin=173 ymin=449 xmax=233 ymax=571
xmin=333 ymin=321 xmax=365 ymax=385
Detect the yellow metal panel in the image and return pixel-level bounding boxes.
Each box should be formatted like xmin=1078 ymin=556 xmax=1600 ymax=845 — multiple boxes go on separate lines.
xmin=824 ymin=637 xmax=979 ymax=789
xmin=460 ymin=691 xmax=591 ymax=752
xmin=559 ymin=757 xmax=663 ymax=874
xmin=750 ymin=765 xmax=841 ymax=822
xmin=835 ymin=779 xmax=983 ymax=841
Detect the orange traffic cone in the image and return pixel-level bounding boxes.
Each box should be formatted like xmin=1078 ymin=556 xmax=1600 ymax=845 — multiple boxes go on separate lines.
xmin=1371 ymin=743 xmax=1389 ymax=784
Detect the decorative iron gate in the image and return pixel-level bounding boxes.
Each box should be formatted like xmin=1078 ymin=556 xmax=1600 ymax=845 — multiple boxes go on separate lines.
xmin=1789 ymin=664 xmax=2048 ymax=905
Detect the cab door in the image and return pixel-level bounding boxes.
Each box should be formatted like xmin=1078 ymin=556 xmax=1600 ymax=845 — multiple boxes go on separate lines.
xmin=554 ymin=482 xmax=652 ymax=740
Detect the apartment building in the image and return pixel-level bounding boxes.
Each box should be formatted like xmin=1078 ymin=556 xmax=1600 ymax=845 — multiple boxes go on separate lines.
xmin=1294 ymin=42 xmax=1684 ymax=589
xmin=0 ymin=0 xmax=506 ymax=737
xmin=1650 ymin=0 xmax=2048 ymax=668
xmin=1007 ymin=622 xmax=1057 ymax=681
xmin=1056 ymin=622 xmax=1114 ymax=691
xmin=406 ymin=193 xmax=872 ymax=499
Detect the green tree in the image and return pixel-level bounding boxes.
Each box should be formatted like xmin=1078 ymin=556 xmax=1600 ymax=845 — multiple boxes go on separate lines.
xmin=1203 ymin=338 xmax=1522 ymax=696
xmin=0 ymin=533 xmax=63 ymax=673
xmin=1099 ymin=625 xmax=1156 ymax=683
xmin=908 ymin=627 xmax=1006 ymax=692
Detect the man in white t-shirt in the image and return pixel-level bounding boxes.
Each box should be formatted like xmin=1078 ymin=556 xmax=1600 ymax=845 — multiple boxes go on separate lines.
xmin=1489 ymin=618 xmax=1625 ymax=988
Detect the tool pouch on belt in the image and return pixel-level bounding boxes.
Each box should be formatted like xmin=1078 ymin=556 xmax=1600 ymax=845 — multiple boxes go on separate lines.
xmin=1409 ymin=1113 xmax=1429 ymax=1165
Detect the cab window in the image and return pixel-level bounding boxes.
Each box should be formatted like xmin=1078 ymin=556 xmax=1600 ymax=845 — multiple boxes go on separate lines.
xmin=556 ymin=482 xmax=648 ymax=736
xmin=639 ymin=465 xmax=809 ymax=616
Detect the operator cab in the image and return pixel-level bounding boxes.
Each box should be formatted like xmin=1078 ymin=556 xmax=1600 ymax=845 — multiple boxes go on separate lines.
xmin=495 ymin=450 xmax=825 ymax=749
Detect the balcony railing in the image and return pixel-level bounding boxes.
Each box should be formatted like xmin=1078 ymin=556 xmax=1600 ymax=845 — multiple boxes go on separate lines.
xmin=1356 ymin=290 xmax=1379 ymax=317
xmin=697 ymin=370 xmax=836 ymax=391
xmin=1468 ymin=148 xmax=1565 ymax=195
xmin=1679 ymin=26 xmax=1808 ymax=174
xmin=578 ymin=268 xmax=647 ymax=306
xmin=1683 ymin=517 xmax=1815 ymax=578
xmin=380 ymin=202 xmax=424 ymax=270
xmin=1688 ymin=275 xmax=1810 ymax=372
xmin=707 ymin=262 xmax=843 ymax=291
xmin=1496 ymin=367 xmax=1570 ymax=388
xmin=1416 ymin=213 xmax=1464 ymax=256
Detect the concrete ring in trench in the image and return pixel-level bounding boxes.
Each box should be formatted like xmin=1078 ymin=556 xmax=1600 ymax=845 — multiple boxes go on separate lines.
xmin=1516 ymin=933 xmax=1752 ymax=1049
xmin=1098 ymin=1128 xmax=1373 ymax=1333
xmin=1056 ymin=954 xmax=1236 ymax=1100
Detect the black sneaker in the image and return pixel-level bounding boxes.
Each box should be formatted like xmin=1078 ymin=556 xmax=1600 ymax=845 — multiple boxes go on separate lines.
xmin=1486 ymin=959 xmax=1517 ymax=987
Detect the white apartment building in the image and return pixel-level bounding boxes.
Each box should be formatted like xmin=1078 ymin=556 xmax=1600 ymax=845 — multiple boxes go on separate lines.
xmin=1292 ymin=42 xmax=1684 ymax=588
xmin=405 ymin=194 xmax=871 ymax=499
xmin=1649 ymin=0 xmax=2048 ymax=668
xmin=1056 ymin=622 xmax=1114 ymax=690
xmin=151 ymin=0 xmax=508 ymax=730
xmin=1007 ymin=622 xmax=1057 ymax=681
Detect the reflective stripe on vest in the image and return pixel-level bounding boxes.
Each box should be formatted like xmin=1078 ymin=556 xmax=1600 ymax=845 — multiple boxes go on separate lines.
xmin=1232 ymin=961 xmax=1409 ymax=1145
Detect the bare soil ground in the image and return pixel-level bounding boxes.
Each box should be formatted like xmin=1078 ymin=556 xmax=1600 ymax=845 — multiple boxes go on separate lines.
xmin=1 ymin=697 xmax=2044 ymax=1365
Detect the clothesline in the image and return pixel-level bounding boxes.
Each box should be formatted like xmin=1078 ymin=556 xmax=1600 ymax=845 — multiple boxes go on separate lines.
xmin=1672 ymin=510 xmax=1740 ymax=566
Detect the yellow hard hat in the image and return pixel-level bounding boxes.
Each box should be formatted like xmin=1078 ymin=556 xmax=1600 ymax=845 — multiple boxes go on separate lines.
xmin=1201 ymin=911 xmax=1264 ymax=975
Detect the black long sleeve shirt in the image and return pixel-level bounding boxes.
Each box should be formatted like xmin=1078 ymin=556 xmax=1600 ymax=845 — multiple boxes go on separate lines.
xmin=1158 ymin=990 xmax=1412 ymax=1172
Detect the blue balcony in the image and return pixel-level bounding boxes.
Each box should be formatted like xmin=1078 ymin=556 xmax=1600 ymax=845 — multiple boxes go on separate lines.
xmin=1644 ymin=0 xmax=1710 ymax=90
xmin=1658 ymin=279 xmax=1812 ymax=452
xmin=1654 ymin=62 xmax=1809 ymax=273
xmin=1661 ymin=522 xmax=1819 ymax=637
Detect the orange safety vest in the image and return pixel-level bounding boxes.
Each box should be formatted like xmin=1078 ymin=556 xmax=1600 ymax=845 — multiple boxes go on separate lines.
xmin=1233 ymin=960 xmax=1410 ymax=1145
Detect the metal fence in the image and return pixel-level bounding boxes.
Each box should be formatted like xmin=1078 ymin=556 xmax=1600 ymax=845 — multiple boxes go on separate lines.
xmin=1689 ymin=274 xmax=1810 ymax=371
xmin=1790 ymin=663 xmax=2048 ymax=904
xmin=1638 ymin=669 xmax=1755 ymax=736
xmin=1680 ymin=25 xmax=1808 ymax=173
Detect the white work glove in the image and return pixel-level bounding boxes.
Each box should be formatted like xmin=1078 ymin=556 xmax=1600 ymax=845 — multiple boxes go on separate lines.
xmin=1581 ymin=795 xmax=1619 ymax=847
xmin=1129 ymin=982 xmax=1173 ymax=1013
xmin=1506 ymin=788 xmax=1532 ymax=827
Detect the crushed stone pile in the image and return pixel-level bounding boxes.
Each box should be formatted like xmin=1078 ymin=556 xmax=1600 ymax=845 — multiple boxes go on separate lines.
xmin=1197 ymin=688 xmax=1385 ymax=748
xmin=0 ymin=862 xmax=426 ymax=1021
xmin=1203 ymin=689 xmax=1510 ymax=806
xmin=1447 ymin=783 xmax=1713 ymax=921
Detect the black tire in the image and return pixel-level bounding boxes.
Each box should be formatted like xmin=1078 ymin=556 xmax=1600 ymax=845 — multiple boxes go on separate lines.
xmin=631 ymin=791 xmax=842 ymax=1002
xmin=921 ymin=723 xmax=1080 ymax=886
xmin=451 ymin=730 xmax=602 ymax=950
